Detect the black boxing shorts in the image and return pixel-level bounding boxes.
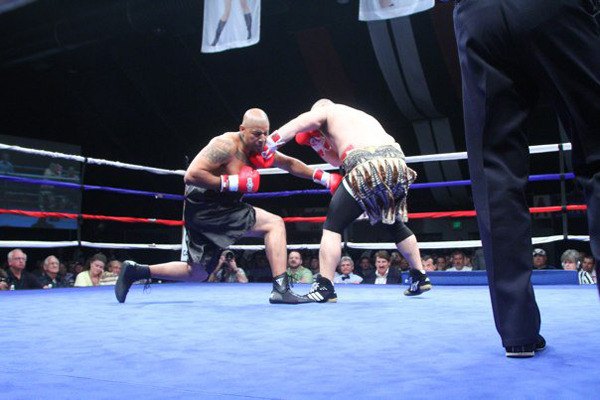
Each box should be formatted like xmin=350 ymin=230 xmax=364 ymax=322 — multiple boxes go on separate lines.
xmin=184 ymin=186 xmax=256 ymax=266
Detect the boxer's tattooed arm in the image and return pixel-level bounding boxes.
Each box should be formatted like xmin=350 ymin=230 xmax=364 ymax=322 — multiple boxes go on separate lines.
xmin=234 ymin=149 xmax=248 ymax=164
xmin=201 ymin=138 xmax=233 ymax=165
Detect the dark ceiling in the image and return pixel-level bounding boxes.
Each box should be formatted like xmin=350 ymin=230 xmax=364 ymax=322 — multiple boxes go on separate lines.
xmin=0 ymin=0 xmax=564 ymax=217
xmin=0 ymin=0 xmax=463 ymax=165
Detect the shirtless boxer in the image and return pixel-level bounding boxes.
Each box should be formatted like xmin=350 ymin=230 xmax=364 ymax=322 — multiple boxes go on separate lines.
xmin=115 ymin=108 xmax=341 ymax=304
xmin=263 ymin=99 xmax=431 ymax=302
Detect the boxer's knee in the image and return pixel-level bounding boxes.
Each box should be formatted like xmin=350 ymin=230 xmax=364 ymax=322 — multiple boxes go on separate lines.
xmin=265 ymin=213 xmax=285 ymax=235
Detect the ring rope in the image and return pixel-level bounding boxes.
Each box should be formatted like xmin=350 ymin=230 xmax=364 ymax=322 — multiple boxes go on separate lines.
xmin=1 ymin=171 xmax=576 ymax=202
xmin=1 ymin=234 xmax=590 ymax=250
xmin=0 ymin=142 xmax=573 ymax=176
xmin=0 ymin=174 xmax=185 ymax=201
xmin=0 ymin=204 xmax=587 ymax=226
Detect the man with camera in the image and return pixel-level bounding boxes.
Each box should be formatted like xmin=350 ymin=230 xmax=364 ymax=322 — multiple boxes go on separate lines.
xmin=208 ymin=250 xmax=248 ymax=283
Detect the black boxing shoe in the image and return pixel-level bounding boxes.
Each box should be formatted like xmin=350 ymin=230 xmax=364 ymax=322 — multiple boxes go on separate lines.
xmin=505 ymin=335 xmax=546 ymax=358
xmin=304 ymin=276 xmax=338 ymax=303
xmin=403 ymin=269 xmax=432 ymax=296
xmin=115 ymin=260 xmax=150 ymax=303
xmin=269 ymin=273 xmax=314 ymax=304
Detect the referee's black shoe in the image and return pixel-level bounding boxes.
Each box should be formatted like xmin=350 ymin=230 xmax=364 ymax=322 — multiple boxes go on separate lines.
xmin=505 ymin=335 xmax=546 ymax=358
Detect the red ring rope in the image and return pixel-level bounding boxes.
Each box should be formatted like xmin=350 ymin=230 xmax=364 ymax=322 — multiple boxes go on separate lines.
xmin=0 ymin=205 xmax=587 ymax=227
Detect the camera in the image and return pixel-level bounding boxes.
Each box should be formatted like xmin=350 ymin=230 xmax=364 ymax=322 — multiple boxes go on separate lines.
xmin=223 ymin=250 xmax=235 ymax=262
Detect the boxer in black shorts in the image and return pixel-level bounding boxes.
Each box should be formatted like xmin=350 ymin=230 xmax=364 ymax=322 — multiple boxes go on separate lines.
xmin=115 ymin=108 xmax=342 ymax=304
xmin=263 ymin=100 xmax=432 ymax=302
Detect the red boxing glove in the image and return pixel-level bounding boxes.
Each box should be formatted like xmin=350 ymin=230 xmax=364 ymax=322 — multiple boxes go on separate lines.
xmin=248 ymin=152 xmax=275 ymax=169
xmin=313 ymin=169 xmax=343 ymax=194
xmin=296 ymin=130 xmax=331 ymax=157
xmin=220 ymin=166 xmax=260 ymax=193
xmin=295 ymin=130 xmax=320 ymax=146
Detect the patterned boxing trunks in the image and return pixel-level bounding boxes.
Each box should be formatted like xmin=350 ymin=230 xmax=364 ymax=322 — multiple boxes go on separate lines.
xmin=341 ymin=144 xmax=416 ymax=225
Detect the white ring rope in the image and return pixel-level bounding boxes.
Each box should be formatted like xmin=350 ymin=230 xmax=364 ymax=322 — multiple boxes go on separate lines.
xmin=0 ymin=143 xmax=186 ymax=176
xmin=1 ymin=142 xmax=572 ymax=175
xmin=1 ymin=141 xmax=582 ymax=253
xmin=0 ymin=234 xmax=588 ymax=250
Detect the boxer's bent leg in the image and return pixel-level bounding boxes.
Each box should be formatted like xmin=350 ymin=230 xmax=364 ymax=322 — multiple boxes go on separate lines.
xmin=321 ymin=184 xmax=364 ymax=281
xmin=319 ymin=230 xmax=342 ymax=282
xmin=247 ymin=207 xmax=287 ymax=277
xmin=305 ymin=184 xmax=363 ymax=303
xmin=248 ymin=207 xmax=313 ymax=304
xmin=149 ymin=262 xmax=209 ymax=282
xmin=455 ymin=1 xmax=541 ymax=347
xmin=387 ymin=220 xmax=432 ymax=295
xmin=388 ymin=221 xmax=422 ymax=270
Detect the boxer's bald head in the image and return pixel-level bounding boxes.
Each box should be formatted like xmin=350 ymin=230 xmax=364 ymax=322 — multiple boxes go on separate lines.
xmin=311 ymin=98 xmax=334 ymax=111
xmin=242 ymin=108 xmax=269 ymax=128
xmin=240 ymin=108 xmax=269 ymax=153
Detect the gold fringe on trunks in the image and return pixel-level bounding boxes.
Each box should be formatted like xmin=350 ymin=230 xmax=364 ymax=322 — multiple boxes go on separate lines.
xmin=346 ymin=157 xmax=417 ymax=224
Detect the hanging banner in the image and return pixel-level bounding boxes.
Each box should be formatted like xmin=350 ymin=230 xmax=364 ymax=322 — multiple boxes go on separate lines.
xmin=0 ymin=0 xmax=36 ymax=15
xmin=359 ymin=0 xmax=434 ymax=21
xmin=202 ymin=0 xmax=261 ymax=53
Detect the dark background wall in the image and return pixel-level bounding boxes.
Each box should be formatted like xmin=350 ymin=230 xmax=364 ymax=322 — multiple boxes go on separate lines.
xmin=0 ymin=0 xmax=588 ymax=264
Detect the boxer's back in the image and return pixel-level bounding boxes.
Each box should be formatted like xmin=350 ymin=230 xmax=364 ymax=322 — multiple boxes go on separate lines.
xmin=326 ymin=104 xmax=396 ymax=156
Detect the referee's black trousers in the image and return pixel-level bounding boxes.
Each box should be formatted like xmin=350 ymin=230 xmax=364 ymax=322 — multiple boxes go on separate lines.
xmin=454 ymin=0 xmax=600 ymax=346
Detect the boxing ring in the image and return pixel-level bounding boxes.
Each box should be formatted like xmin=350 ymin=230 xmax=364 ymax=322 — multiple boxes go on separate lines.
xmin=1 ymin=142 xmax=599 ymax=399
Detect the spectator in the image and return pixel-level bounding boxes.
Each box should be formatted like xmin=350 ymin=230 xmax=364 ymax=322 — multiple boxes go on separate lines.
xmin=3 ymin=249 xmax=43 ymax=290
xmin=446 ymin=250 xmax=472 ymax=271
xmin=362 ymin=250 xmax=401 ymax=284
xmin=74 ymin=253 xmax=117 ymax=287
xmin=471 ymin=248 xmax=486 ymax=271
xmin=434 ymin=255 xmax=447 ymax=271
xmin=64 ymin=166 xmax=79 ymax=180
xmin=245 ymin=251 xmax=271 ymax=283
xmin=356 ymin=255 xmax=375 ymax=279
xmin=0 ymin=267 xmax=9 ymax=290
xmin=309 ymin=256 xmax=320 ymax=277
xmin=580 ymin=254 xmax=597 ymax=284
xmin=208 ymin=250 xmax=248 ymax=283
xmin=285 ymin=250 xmax=314 ymax=284
xmin=0 ymin=151 xmax=14 ymax=174
xmin=58 ymin=262 xmax=74 ymax=287
xmin=37 ymin=255 xmax=70 ymax=288
xmin=532 ymin=248 xmax=557 ymax=270
xmin=67 ymin=260 xmax=84 ymax=284
xmin=422 ymin=255 xmax=436 ymax=272
xmin=560 ymin=249 xmax=581 ymax=271
xmin=333 ymin=256 xmax=363 ymax=284
xmin=107 ymin=260 xmax=122 ymax=276
xmin=39 ymin=162 xmax=64 ymax=213
xmin=44 ymin=162 xmax=63 ymax=178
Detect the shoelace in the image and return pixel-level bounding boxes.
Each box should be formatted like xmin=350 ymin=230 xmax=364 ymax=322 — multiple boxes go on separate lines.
xmin=409 ymin=281 xmax=419 ymax=292
xmin=308 ymin=281 xmax=320 ymax=293
xmin=142 ymin=278 xmax=152 ymax=293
